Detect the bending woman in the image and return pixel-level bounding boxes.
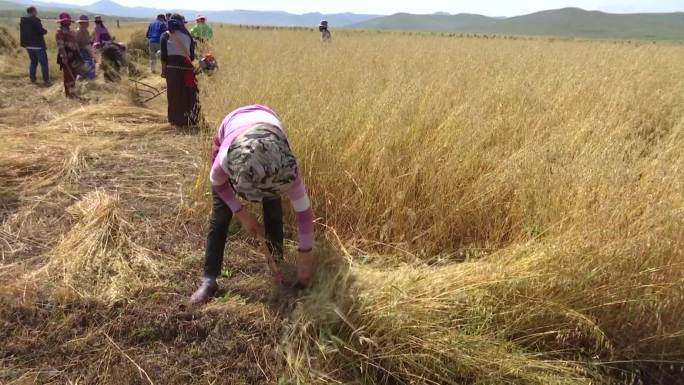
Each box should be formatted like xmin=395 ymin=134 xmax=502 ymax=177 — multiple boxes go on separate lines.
xmin=91 ymin=15 xmax=112 ymax=49
xmin=161 ymin=13 xmax=200 ymax=127
xmin=191 ymin=104 xmax=315 ymax=304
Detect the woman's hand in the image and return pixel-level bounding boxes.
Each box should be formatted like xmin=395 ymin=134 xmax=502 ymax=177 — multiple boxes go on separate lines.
xmin=234 ymin=209 xmax=263 ymax=238
xmin=296 ymin=250 xmax=314 ymax=288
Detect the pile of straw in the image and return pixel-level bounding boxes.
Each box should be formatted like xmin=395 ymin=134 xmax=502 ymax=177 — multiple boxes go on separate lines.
xmin=45 ymin=191 xmax=162 ymax=300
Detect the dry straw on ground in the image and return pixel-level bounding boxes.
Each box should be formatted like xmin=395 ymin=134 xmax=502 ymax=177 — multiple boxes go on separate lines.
xmin=43 ymin=190 xmax=163 ymax=300
xmin=0 ymin=23 xmax=681 ymax=384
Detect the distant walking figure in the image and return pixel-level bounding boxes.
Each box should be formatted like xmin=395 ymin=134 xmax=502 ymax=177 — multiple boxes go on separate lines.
xmin=190 ymin=105 xmax=315 ymax=304
xmin=319 ymin=20 xmax=331 ymax=42
xmin=146 ymin=14 xmax=167 ymax=73
xmin=19 ymin=6 xmax=50 ymax=85
xmin=161 ymin=13 xmax=200 ymax=127
xmin=55 ymin=13 xmax=87 ymax=97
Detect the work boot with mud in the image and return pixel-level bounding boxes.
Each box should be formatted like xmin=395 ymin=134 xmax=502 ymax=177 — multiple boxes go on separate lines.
xmin=190 ymin=278 xmax=218 ymax=305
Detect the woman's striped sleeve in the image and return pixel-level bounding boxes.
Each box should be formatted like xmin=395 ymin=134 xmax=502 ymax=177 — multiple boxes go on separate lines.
xmin=287 ymin=174 xmax=314 ymax=252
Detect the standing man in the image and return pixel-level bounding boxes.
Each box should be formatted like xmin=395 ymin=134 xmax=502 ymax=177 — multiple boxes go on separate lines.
xmin=19 ymin=6 xmax=50 ymax=85
xmin=190 ymin=15 xmax=213 ymax=42
xmin=146 ymin=14 xmax=167 ymax=73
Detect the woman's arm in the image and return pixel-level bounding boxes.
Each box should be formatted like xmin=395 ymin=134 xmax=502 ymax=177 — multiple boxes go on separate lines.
xmin=286 ymin=174 xmax=314 ymax=252
xmin=160 ymin=32 xmax=168 ymax=62
xmin=210 ymin=147 xmax=242 ymax=213
xmin=287 ymin=174 xmax=315 ymax=287
xmin=56 ymin=32 xmax=68 ymax=62
xmin=160 ymin=32 xmax=168 ymax=77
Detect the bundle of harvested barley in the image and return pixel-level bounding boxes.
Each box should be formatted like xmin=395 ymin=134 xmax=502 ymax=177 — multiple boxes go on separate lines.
xmin=0 ymin=27 xmax=19 ymax=55
xmin=284 ymin=224 xmax=683 ymax=385
xmin=0 ymin=146 xmax=91 ymax=192
xmin=45 ymin=191 xmax=162 ymax=300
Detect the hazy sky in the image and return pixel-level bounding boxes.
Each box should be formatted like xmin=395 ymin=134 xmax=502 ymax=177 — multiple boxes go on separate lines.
xmin=51 ymin=0 xmax=684 ymax=16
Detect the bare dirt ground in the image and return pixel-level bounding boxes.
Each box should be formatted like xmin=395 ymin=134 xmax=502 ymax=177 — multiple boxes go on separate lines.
xmin=0 ymin=76 xmax=294 ymax=384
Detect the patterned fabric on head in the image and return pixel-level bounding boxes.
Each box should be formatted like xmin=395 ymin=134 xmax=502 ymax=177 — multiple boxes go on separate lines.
xmin=225 ymin=124 xmax=298 ymax=202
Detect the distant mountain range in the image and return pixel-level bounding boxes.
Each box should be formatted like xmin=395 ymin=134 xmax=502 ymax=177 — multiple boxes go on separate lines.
xmin=350 ymin=8 xmax=684 ymax=40
xmin=2 ymin=0 xmax=683 ymax=40
xmin=3 ymin=0 xmax=379 ymax=26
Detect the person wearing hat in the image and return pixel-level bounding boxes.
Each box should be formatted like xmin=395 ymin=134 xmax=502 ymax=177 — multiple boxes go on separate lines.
xmin=146 ymin=14 xmax=167 ymax=73
xmin=190 ymin=104 xmax=315 ymax=304
xmin=55 ymin=12 xmax=87 ymax=97
xmin=19 ymin=6 xmax=50 ymax=85
xmin=76 ymin=15 xmax=96 ymax=80
xmin=160 ymin=13 xmax=199 ymax=127
xmin=92 ymin=16 xmax=112 ymax=49
xmin=319 ymin=20 xmax=331 ymax=42
xmin=190 ymin=15 xmax=213 ymax=42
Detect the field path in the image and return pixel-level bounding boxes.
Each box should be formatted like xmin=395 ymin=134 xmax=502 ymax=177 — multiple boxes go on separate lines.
xmin=0 ymin=77 xmax=289 ymax=384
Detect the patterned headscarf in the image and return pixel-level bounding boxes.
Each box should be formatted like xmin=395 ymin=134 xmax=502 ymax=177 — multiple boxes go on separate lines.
xmin=225 ymin=124 xmax=298 ymax=202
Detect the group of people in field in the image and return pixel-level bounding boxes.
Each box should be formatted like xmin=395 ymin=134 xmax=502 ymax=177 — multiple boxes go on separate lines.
xmin=19 ymin=6 xmax=119 ymax=97
xmin=18 ymin=7 xmax=327 ymax=303
xmin=144 ymin=13 xmax=330 ymax=129
xmin=145 ymin=13 xmax=214 ymax=74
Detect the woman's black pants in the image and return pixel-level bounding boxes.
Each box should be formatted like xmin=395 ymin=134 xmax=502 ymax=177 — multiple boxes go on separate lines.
xmin=203 ymin=190 xmax=283 ymax=278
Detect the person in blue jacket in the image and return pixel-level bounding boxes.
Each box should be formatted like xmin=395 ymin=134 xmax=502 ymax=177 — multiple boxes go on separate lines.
xmin=19 ymin=6 xmax=50 ymax=85
xmin=146 ymin=14 xmax=167 ymax=73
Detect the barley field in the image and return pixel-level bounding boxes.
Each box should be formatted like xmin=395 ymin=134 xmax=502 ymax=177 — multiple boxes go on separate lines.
xmin=0 ymin=20 xmax=682 ymax=385
xmin=200 ymin=27 xmax=684 ymax=384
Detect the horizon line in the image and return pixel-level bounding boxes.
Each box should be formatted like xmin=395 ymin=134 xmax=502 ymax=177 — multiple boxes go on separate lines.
xmin=17 ymin=0 xmax=684 ymax=18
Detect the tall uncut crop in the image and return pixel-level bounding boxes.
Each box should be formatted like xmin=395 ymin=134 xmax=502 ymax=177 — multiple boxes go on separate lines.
xmin=200 ymin=28 xmax=683 ymax=384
